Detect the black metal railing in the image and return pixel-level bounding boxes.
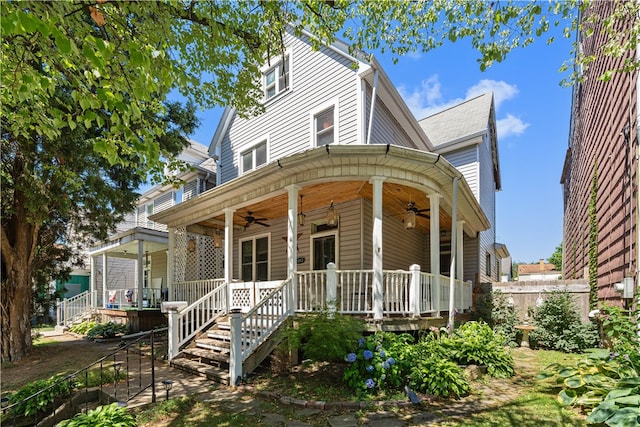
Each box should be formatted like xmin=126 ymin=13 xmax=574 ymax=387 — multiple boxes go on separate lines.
xmin=1 ymin=328 xmax=167 ymax=426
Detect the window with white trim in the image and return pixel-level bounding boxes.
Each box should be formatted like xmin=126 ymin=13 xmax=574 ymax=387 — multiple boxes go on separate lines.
xmin=263 ymin=56 xmax=289 ymax=100
xmin=315 ymin=106 xmax=335 ymax=146
xmin=486 ymin=252 xmax=492 ymax=277
xmin=240 ymin=140 xmax=267 ymax=174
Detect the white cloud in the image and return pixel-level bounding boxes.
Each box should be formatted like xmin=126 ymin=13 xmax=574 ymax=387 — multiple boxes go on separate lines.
xmin=398 ymin=76 xmax=529 ymax=139
xmin=466 ymin=79 xmax=519 ymax=110
xmin=497 ymin=114 xmax=530 ymax=139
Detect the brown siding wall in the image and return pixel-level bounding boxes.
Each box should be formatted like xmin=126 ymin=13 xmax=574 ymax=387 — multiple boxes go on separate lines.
xmin=562 ymin=1 xmax=638 ymax=303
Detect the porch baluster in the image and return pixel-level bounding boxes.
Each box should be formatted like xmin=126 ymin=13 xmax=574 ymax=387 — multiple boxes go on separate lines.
xmin=410 ymin=264 xmax=421 ymax=317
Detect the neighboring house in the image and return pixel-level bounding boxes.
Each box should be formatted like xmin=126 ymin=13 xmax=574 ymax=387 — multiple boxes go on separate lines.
xmin=517 ymin=259 xmax=562 ymax=282
xmin=86 ymin=141 xmax=217 ymax=311
xmin=560 ymin=1 xmax=638 ymax=304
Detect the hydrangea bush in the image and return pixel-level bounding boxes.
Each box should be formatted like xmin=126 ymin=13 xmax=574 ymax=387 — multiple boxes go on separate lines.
xmin=343 ymin=332 xmax=413 ymax=396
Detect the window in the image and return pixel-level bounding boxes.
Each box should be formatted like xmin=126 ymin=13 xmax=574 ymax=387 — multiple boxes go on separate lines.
xmin=315 ymin=107 xmax=335 ymax=146
xmin=485 ymin=253 xmax=492 ymax=276
xmin=240 ymin=236 xmax=270 ymax=281
xmin=145 ymin=202 xmax=154 ymax=227
xmin=264 ymin=56 xmax=289 ymax=100
xmin=240 ymin=140 xmax=267 ymax=174
xmin=173 ymin=187 xmax=183 ymax=205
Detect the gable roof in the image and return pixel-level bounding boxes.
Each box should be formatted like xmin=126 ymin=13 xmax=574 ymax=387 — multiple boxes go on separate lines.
xmin=418 ymin=93 xmax=501 ymax=190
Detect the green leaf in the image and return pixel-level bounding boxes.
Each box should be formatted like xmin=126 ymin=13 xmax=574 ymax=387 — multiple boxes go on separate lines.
xmin=587 ymin=401 xmax=618 ymax=424
xmin=558 ymin=389 xmax=577 ymax=406
xmin=603 ymin=407 xmax=640 ymax=427
xmin=565 ymin=375 xmax=585 ymax=388
xmin=53 ymin=28 xmax=71 ymax=54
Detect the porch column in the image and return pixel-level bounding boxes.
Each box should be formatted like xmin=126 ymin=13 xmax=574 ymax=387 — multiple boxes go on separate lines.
xmin=102 ymin=253 xmax=108 ymax=308
xmin=286 ymin=185 xmax=300 ymax=314
xmin=456 ymin=220 xmax=465 ymax=309
xmin=137 ymin=239 xmax=144 ymax=309
xmin=370 ymin=176 xmax=386 ymax=320
xmin=90 ymin=255 xmax=97 ymax=308
xmin=224 ymin=208 xmax=235 ymax=309
xmin=448 ymin=177 xmax=459 ymax=333
xmin=167 ymin=227 xmax=175 ymax=301
xmin=428 ymin=193 xmax=441 ymax=316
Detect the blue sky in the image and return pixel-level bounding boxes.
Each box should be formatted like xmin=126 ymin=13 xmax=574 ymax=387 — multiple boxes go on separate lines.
xmin=175 ymin=26 xmax=574 ymax=265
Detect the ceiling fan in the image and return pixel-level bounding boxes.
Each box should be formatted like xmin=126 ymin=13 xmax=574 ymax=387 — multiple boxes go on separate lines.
xmin=240 ymin=211 xmax=270 ymax=228
xmin=405 ymin=202 xmax=430 ymax=218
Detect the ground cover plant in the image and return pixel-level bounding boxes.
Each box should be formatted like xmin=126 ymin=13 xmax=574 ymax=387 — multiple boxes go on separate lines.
xmin=535 ymin=301 xmax=639 ymax=427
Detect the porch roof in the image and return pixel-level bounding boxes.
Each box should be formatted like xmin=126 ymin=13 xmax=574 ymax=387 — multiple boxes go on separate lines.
xmin=150 ymin=144 xmax=490 ymax=236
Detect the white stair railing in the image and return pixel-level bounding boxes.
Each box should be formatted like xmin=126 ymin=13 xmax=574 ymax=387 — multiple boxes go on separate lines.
xmin=56 ymin=291 xmax=96 ymax=328
xmin=170 ymin=283 xmax=228 ymax=357
xmin=229 ymin=277 xmax=293 ymax=384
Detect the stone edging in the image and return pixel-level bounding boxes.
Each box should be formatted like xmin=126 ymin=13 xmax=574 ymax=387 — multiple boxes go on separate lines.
xmin=231 ymin=385 xmax=430 ymax=410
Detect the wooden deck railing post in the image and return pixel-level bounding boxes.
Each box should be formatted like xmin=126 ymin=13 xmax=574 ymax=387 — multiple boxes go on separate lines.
xmin=167 ymin=308 xmax=180 ymax=360
xmin=229 ymin=308 xmax=243 ymax=386
xmin=410 ymin=264 xmax=421 ymax=317
xmin=326 ymin=263 xmax=337 ymax=314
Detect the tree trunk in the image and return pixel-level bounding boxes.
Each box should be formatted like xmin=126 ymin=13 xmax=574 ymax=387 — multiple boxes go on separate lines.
xmin=1 ymin=257 xmax=33 ymax=362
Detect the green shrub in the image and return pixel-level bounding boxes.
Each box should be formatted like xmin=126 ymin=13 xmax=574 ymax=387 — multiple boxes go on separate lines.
xmin=597 ymin=304 xmax=639 ymax=353
xmin=443 ymin=321 xmax=515 ymax=378
xmin=284 ymin=311 xmax=364 ymax=362
xmin=86 ymin=321 xmax=128 ymax=341
xmin=529 ymin=291 xmax=599 ymax=353
xmin=408 ymin=355 xmax=470 ymax=399
xmin=474 ymin=291 xmax=518 ymax=346
xmin=6 ymin=375 xmax=72 ymax=417
xmin=58 ymin=403 xmax=136 ymax=427
xmin=69 ymin=320 xmax=98 ymax=335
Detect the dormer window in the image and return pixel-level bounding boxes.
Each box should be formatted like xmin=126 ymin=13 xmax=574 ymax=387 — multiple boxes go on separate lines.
xmin=264 ymin=56 xmax=289 ymax=100
xmin=315 ymin=106 xmax=335 ymax=146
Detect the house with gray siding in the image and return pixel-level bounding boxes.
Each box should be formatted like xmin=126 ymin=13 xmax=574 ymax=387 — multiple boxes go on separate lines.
xmin=146 ymin=29 xmax=505 ymax=383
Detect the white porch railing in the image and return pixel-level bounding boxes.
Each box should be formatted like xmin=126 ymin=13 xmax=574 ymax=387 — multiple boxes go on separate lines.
xmin=56 ymin=291 xmax=96 ymax=328
xmin=103 ymin=288 xmax=163 ymax=309
xmin=173 ymin=278 xmax=225 ymax=305
xmin=296 ymin=265 xmax=473 ymax=316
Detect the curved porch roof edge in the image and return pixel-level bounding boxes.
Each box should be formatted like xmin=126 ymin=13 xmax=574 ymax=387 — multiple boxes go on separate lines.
xmin=150 ymin=144 xmax=491 ymax=234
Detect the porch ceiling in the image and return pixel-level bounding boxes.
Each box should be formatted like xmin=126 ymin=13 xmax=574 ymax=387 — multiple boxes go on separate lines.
xmin=197 ymin=180 xmax=452 ymax=234
xmin=150 ymin=144 xmax=489 ymax=235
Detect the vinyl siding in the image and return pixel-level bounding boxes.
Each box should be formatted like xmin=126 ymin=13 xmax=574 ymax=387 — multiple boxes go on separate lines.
xmin=441 ymin=146 xmax=479 ymax=200
xmin=478 ymin=134 xmax=497 ymax=283
xmin=220 ymin=30 xmax=360 ymax=184
xmin=365 ymin=85 xmax=416 ymax=148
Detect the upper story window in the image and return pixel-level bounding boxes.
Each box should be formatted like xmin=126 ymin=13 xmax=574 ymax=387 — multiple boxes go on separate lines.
xmin=264 ymin=55 xmax=289 ymax=101
xmin=315 ymin=107 xmax=335 ymax=146
xmin=240 ymin=139 xmax=268 ymax=174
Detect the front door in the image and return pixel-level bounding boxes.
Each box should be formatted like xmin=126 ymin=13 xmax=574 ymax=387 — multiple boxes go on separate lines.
xmin=313 ymin=234 xmax=335 ymax=270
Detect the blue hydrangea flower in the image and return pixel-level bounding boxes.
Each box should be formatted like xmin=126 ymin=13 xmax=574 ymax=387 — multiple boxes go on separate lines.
xmin=346 ymin=353 xmax=357 ymax=363
xmin=363 ymin=350 xmax=373 ymax=360
xmin=379 ymin=349 xmax=386 ymax=358
xmin=387 ymin=357 xmax=395 ymax=365
xmin=382 ymin=361 xmax=390 ymax=369
xmin=358 ymin=337 xmax=366 ymax=347
xmin=365 ymin=378 xmax=375 ymax=389
xmin=366 ymin=365 xmax=374 ymax=372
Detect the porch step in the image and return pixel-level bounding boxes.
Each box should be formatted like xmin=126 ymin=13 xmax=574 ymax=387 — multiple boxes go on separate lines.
xmin=195 ymin=337 xmax=230 ymax=352
xmin=169 ymin=358 xmax=229 ymax=383
xmin=181 ymin=347 xmax=229 ymax=364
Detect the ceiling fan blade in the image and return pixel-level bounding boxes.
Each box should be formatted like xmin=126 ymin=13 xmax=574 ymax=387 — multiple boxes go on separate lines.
xmin=255 ymin=221 xmax=270 ymax=227
xmin=415 ymin=208 xmax=430 ymax=213
xmin=417 ymin=213 xmax=430 ymax=219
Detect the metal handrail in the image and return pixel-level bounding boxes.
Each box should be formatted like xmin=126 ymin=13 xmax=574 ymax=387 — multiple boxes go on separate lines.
xmin=1 ymin=328 xmax=166 ymax=426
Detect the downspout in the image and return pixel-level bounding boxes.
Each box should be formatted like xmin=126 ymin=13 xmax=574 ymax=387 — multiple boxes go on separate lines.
xmin=366 ymin=69 xmax=379 ymax=144
xmin=448 ymin=176 xmax=459 ymax=334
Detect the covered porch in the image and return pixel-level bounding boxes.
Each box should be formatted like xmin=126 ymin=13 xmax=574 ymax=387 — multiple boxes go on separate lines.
xmin=154 ymin=144 xmax=489 ymax=322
